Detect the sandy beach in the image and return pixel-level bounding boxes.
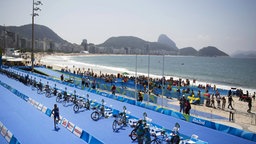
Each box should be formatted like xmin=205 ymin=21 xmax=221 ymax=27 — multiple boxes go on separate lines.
xmin=38 ymin=52 xmax=256 ymax=133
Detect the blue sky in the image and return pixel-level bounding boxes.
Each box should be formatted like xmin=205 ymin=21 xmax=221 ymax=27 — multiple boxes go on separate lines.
xmin=1 ymin=0 xmax=256 ymax=55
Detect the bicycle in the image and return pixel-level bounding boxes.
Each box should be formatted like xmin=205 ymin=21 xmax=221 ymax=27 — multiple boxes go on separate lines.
xmin=73 ymin=94 xmax=91 ymax=112
xmin=36 ymin=79 xmax=44 ymax=94
xmin=62 ymin=90 xmax=77 ymax=107
xmin=112 ymin=106 xmax=128 ymax=132
xmin=45 ymin=82 xmax=51 ymax=97
xmin=150 ymin=130 xmax=170 ymax=144
xmin=56 ymin=87 xmax=67 ymax=103
xmin=91 ymin=99 xmax=112 ymax=121
xmin=150 ymin=123 xmax=181 ymax=144
xmin=31 ymin=78 xmax=37 ymax=91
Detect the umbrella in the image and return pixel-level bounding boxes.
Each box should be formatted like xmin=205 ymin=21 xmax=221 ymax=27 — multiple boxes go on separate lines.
xmin=122 ymin=72 xmax=129 ymax=75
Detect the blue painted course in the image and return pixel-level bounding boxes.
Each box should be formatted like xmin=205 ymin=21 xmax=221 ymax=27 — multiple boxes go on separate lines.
xmin=0 ymin=70 xmax=255 ymax=144
xmin=0 ymin=82 xmax=86 ymax=144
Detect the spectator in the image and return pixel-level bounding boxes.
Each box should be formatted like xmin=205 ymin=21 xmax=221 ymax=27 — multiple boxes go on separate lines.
xmin=179 ymin=96 xmax=186 ymax=113
xmin=247 ymin=97 xmax=252 ymax=113
xmin=60 ymin=74 xmax=64 ymax=81
xmin=111 ymin=84 xmax=116 ymax=95
xmin=221 ymin=96 xmax=226 ymax=110
xmin=227 ymin=95 xmax=234 ymax=110
xmin=138 ymin=90 xmax=143 ymax=102
xmin=184 ymin=99 xmax=191 ymax=115
xmin=210 ymin=94 xmax=216 ymax=108
xmin=216 ymin=95 xmax=221 ymax=109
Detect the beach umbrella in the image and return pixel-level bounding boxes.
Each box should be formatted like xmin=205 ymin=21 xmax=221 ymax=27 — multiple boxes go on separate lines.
xmin=122 ymin=72 xmax=129 ymax=75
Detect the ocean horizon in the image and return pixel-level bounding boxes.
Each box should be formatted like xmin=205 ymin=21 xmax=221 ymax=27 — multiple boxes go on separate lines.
xmin=41 ymin=54 xmax=256 ymax=94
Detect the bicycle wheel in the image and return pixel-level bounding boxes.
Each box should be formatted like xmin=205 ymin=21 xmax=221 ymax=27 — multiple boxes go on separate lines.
xmin=129 ymin=129 xmax=137 ymax=141
xmin=62 ymin=100 xmax=67 ymax=107
xmin=37 ymin=88 xmax=41 ymax=94
xmin=73 ymin=104 xmax=79 ymax=112
xmin=45 ymin=92 xmax=50 ymax=98
xmin=56 ymin=96 xmax=61 ymax=103
xmin=150 ymin=139 xmax=161 ymax=144
xmin=112 ymin=120 xmax=118 ymax=132
xmin=91 ymin=111 xmax=100 ymax=121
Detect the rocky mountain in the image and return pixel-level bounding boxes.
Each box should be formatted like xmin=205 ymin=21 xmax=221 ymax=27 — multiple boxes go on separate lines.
xmin=157 ymin=34 xmax=178 ymax=50
xmin=198 ymin=46 xmax=228 ymax=57
xmin=179 ymin=47 xmax=198 ymax=56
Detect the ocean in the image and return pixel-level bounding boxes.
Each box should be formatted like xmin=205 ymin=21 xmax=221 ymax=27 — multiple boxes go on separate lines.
xmin=42 ymin=55 xmax=256 ymax=93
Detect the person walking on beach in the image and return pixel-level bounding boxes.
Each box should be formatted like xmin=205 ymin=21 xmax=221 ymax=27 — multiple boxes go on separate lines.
xmin=210 ymin=94 xmax=216 ymax=108
xmin=227 ymin=95 xmax=234 ymax=110
xmin=216 ymin=95 xmax=221 ymax=109
xmin=51 ymin=104 xmax=60 ymax=130
xmin=221 ymin=96 xmax=226 ymax=110
xmin=247 ymin=96 xmax=252 ymax=113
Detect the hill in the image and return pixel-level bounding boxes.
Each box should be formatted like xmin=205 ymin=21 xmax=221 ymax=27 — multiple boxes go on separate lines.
xmin=198 ymin=46 xmax=228 ymax=57
xmin=179 ymin=47 xmax=198 ymax=55
xmin=0 ymin=24 xmax=84 ymax=53
xmin=0 ymin=24 xmax=65 ymax=43
xmin=98 ymin=36 xmax=178 ymax=54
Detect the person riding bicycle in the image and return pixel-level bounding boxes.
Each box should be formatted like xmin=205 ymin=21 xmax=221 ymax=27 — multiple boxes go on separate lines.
xmin=51 ymin=104 xmax=60 ymax=130
xmin=136 ymin=119 xmax=145 ymax=144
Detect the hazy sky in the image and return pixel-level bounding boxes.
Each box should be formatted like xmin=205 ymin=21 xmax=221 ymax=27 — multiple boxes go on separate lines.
xmin=1 ymin=0 xmax=256 ymax=55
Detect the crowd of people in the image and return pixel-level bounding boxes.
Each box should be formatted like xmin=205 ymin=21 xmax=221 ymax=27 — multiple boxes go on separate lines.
xmin=59 ymin=65 xmax=255 ymax=115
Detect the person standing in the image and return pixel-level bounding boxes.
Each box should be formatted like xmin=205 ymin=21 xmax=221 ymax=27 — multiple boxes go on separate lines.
xmin=136 ymin=120 xmax=145 ymax=144
xmin=60 ymin=74 xmax=64 ymax=81
xmin=227 ymin=95 xmax=234 ymax=110
xmin=179 ymin=96 xmax=186 ymax=113
xmin=210 ymin=94 xmax=216 ymax=108
xmin=247 ymin=97 xmax=252 ymax=113
xmin=184 ymin=99 xmax=191 ymax=115
xmin=111 ymin=84 xmax=116 ymax=95
xmin=222 ymin=96 xmax=226 ymax=110
xmin=51 ymin=104 xmax=60 ymax=130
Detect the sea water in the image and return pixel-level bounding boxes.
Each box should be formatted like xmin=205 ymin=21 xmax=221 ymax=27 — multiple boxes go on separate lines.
xmin=42 ymin=55 xmax=256 ymax=93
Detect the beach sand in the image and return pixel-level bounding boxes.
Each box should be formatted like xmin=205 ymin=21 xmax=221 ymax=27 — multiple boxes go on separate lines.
xmin=38 ymin=53 xmax=256 ymax=133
